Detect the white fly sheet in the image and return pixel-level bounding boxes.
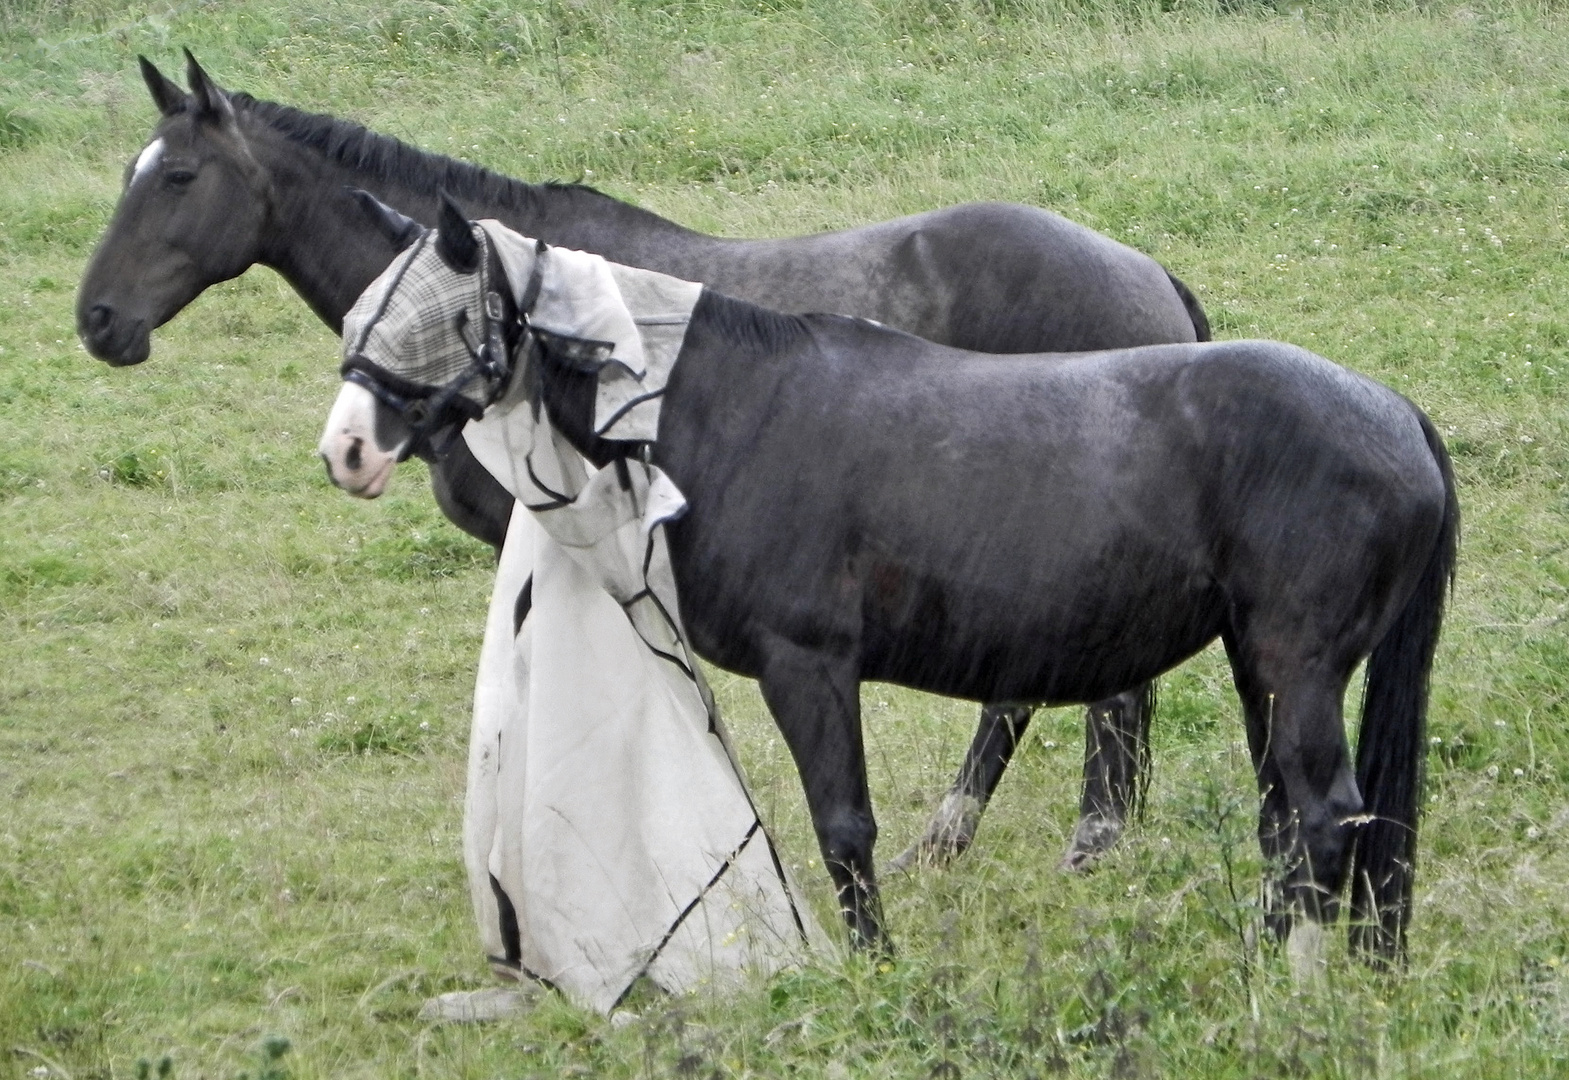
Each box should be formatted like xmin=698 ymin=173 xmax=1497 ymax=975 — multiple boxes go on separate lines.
xmin=444 ymin=223 xmax=827 ymax=1013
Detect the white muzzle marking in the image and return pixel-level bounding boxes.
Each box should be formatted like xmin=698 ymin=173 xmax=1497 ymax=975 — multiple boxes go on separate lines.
xmin=318 ymin=381 xmax=404 ymax=498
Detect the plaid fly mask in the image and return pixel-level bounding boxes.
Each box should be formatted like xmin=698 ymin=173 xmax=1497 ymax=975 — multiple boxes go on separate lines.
xmin=340 ymin=225 xmax=540 ymax=460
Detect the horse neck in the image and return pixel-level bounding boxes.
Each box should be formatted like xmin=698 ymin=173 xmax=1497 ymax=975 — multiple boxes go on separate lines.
xmin=241 ymin=114 xmax=705 ymax=328
xmin=606 ymin=290 xmax=807 ymax=433
xmin=246 ymin=124 xmax=408 ymax=331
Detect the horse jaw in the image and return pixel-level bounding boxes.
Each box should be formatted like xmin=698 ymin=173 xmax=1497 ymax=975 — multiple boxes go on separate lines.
xmin=319 ymin=382 xmax=403 ymax=498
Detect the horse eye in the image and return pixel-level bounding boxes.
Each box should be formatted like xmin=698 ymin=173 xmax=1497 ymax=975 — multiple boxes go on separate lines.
xmin=165 ymin=169 xmax=196 ymax=187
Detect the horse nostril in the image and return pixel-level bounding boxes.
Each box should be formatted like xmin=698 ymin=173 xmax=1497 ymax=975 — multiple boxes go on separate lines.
xmin=345 ymin=437 xmax=364 ymax=473
xmin=85 ymin=304 xmax=115 ymax=336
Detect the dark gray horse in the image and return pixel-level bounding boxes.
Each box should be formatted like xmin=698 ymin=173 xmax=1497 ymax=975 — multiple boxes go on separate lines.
xmin=322 ymin=202 xmax=1456 ymax=961
xmin=76 ymin=52 xmax=1210 ymax=871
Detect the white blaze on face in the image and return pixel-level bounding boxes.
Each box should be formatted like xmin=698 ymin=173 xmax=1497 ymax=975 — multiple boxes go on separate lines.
xmin=318 ymin=381 xmax=403 ymax=498
xmin=131 ymin=137 xmax=165 ymax=187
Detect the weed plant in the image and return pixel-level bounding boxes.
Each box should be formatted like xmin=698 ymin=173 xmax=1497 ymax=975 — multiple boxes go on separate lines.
xmin=2 ymin=0 xmax=1568 ymax=1076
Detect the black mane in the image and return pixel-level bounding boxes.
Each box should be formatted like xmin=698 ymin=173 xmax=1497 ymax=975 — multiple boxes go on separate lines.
xmin=229 ymin=91 xmax=611 ymax=218
xmin=694 ymin=289 xmax=810 ymax=355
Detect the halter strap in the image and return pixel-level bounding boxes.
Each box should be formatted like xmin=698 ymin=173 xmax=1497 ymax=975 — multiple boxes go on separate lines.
xmin=516 ymin=238 xmax=548 ymax=314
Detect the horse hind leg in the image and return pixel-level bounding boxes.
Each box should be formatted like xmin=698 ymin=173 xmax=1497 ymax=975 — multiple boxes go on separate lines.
xmin=888 ymin=681 xmax=1154 ymax=875
xmin=1062 ymin=683 xmax=1155 ymax=871
xmin=887 ymin=702 xmax=1032 ymax=873
xmin=1226 ymin=636 xmax=1362 ymax=974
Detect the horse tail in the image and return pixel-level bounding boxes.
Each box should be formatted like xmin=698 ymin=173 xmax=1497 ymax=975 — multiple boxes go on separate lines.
xmin=1165 ymin=270 xmax=1211 ymax=342
xmin=1348 ymin=408 xmax=1458 ymax=961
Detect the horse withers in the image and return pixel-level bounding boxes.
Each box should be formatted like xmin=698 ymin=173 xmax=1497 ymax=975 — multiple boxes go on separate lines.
xmin=78 ymin=52 xmax=1215 ymax=874
xmin=319 ymin=201 xmax=1456 ymax=962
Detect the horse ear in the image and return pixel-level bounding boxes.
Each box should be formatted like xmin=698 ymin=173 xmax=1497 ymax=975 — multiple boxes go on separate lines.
xmin=434 ymin=190 xmax=480 ymax=273
xmin=139 ymin=55 xmax=187 ymax=117
xmin=348 ymin=189 xmax=425 ymax=253
xmin=183 ymin=48 xmax=233 ymax=124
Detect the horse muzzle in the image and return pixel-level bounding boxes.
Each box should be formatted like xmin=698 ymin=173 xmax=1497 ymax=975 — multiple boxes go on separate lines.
xmin=319 ymin=380 xmax=405 ymax=498
xmin=77 ymin=303 xmax=151 ymax=366
xmin=319 ymin=436 xmax=397 ymax=498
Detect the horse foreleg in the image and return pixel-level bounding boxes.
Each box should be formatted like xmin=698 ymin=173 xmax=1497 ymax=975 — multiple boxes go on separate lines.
xmin=756 ymin=635 xmax=884 ymax=950
xmin=887 ymin=703 xmax=1032 ymax=873
xmin=1061 ymin=684 xmax=1155 ymax=871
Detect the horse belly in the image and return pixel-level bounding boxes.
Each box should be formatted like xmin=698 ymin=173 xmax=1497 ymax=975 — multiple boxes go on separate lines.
xmin=857 ymin=550 xmax=1225 ymax=706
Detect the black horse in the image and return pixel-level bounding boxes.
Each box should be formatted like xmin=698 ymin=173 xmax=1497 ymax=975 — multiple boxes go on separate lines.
xmin=321 ymin=201 xmax=1456 ymax=961
xmin=77 ymin=52 xmax=1213 ymax=870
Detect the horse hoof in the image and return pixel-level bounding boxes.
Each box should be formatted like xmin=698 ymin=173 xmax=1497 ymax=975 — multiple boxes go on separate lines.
xmin=888 ymin=792 xmax=982 ymax=873
xmin=1286 ymin=921 xmax=1328 ymax=985
xmin=1058 ymin=815 xmax=1124 ymax=872
xmin=1057 ymin=849 xmax=1095 ymax=872
xmin=418 ymin=986 xmax=539 ymax=1023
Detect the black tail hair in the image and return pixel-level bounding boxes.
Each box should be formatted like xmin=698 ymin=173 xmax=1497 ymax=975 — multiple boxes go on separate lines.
xmin=1348 ymin=409 xmax=1459 ymax=961
xmin=1166 ymin=271 xmax=1211 ymax=342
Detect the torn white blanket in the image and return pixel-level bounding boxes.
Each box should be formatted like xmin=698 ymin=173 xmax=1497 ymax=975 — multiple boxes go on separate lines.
xmin=459 ymin=223 xmax=826 ymax=1014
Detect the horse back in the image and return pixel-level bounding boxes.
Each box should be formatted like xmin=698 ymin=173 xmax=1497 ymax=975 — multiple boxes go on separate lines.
xmin=599 ymin=202 xmax=1198 ymax=354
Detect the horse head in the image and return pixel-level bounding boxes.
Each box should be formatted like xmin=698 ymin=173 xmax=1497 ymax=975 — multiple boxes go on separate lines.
xmin=320 ymin=193 xmax=525 ymax=497
xmin=76 ymin=51 xmax=274 ymax=366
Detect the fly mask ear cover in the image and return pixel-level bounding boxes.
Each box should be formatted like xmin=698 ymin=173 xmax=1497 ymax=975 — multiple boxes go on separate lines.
xmin=339 ymin=225 xmax=522 ymax=458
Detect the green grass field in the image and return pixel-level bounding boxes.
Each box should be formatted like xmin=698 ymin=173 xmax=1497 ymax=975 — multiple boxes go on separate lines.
xmin=3 ymin=0 xmax=1568 ymax=1075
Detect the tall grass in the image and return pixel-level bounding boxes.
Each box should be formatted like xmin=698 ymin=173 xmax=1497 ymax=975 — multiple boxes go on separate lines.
xmin=3 ymin=0 xmax=1568 ymax=1076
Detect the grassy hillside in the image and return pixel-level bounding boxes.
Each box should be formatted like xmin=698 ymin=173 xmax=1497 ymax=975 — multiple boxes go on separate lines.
xmin=2 ymin=0 xmax=1567 ymax=1076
